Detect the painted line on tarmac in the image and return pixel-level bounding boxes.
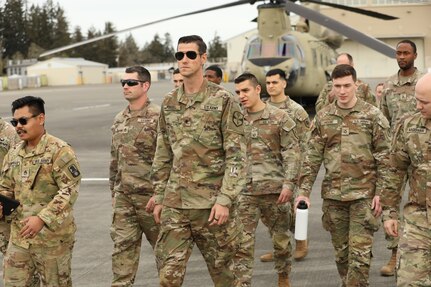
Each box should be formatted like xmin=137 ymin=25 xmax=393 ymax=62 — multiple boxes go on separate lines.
xmin=73 ymin=104 xmax=111 ymax=111
xmin=82 ymin=178 xmax=109 ymax=181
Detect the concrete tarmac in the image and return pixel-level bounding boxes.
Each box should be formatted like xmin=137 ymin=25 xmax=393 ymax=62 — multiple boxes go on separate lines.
xmin=0 ymin=82 xmax=396 ymax=286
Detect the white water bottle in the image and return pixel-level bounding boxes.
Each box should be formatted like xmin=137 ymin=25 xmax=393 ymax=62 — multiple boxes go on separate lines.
xmin=294 ymin=200 xmax=308 ymax=241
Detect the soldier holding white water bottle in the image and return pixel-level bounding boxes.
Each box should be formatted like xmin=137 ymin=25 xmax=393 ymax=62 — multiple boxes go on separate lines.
xmin=295 ymin=64 xmax=392 ymax=287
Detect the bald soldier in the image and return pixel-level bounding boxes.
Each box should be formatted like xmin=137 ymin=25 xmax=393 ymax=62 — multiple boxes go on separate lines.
xmin=382 ymin=73 xmax=431 ymax=286
xmin=378 ymin=39 xmax=425 ymax=276
xmin=296 ymin=64 xmax=391 ymax=287
xmin=315 ymin=53 xmax=376 ymax=113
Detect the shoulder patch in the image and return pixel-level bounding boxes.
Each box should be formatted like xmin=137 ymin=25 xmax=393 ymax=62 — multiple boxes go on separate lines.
xmin=232 ymin=111 xmax=244 ymax=127
xmin=68 ymin=164 xmax=81 ymax=178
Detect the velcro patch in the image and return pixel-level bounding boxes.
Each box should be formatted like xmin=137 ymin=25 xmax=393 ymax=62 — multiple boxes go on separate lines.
xmin=68 ymin=164 xmax=81 ymax=178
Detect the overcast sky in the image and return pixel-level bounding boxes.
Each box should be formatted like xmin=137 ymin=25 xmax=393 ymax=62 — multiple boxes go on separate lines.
xmin=27 ymin=0 xmax=260 ymax=48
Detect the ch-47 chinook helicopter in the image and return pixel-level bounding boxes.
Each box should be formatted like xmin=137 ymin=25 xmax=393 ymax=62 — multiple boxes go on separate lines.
xmin=39 ymin=0 xmax=397 ymax=101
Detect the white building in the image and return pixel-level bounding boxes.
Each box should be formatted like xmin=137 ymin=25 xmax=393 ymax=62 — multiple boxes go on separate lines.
xmin=27 ymin=58 xmax=108 ymax=86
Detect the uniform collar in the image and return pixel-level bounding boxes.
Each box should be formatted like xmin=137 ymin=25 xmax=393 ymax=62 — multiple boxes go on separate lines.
xmin=18 ymin=133 xmax=49 ymax=157
xmin=394 ymin=68 xmax=421 ymax=86
xmin=244 ymin=103 xmax=270 ymax=120
xmin=177 ymin=79 xmax=208 ymax=107
xmin=328 ymin=98 xmax=365 ymax=116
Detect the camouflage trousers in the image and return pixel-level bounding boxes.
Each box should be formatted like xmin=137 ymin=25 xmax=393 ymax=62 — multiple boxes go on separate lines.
xmin=155 ymin=206 xmax=242 ymax=287
xmin=384 ymin=178 xmax=406 ymax=251
xmin=110 ymin=193 xmax=160 ymax=287
xmin=396 ymin=204 xmax=431 ymax=287
xmin=0 ymin=219 xmax=11 ymax=254
xmin=3 ymin=240 xmax=74 ymax=287
xmin=234 ymin=194 xmax=292 ymax=287
xmin=322 ymin=199 xmax=380 ymax=287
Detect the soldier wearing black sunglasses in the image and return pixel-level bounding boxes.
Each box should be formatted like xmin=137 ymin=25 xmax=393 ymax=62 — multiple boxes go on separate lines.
xmin=152 ymin=35 xmax=246 ymax=287
xmin=111 ymin=65 xmax=161 ymax=286
xmin=0 ymin=96 xmax=81 ymax=286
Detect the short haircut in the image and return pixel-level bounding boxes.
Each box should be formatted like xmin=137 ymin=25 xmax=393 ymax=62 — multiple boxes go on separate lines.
xmin=206 ymin=65 xmax=223 ymax=78
xmin=173 ymin=68 xmax=180 ymax=75
xmin=12 ymin=96 xmax=45 ymax=115
xmin=337 ymin=53 xmax=353 ymax=65
xmin=125 ymin=65 xmax=151 ymax=83
xmin=397 ymin=39 xmax=417 ymax=54
xmin=266 ymin=68 xmax=287 ymax=80
xmin=331 ymin=64 xmax=357 ymax=82
xmin=376 ymin=82 xmax=384 ymax=89
xmin=234 ymin=73 xmax=260 ymax=87
xmin=178 ymin=35 xmax=207 ymax=54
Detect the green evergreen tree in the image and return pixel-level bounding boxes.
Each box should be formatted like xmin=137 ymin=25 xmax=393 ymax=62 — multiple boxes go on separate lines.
xmin=51 ymin=4 xmax=70 ymax=50
xmin=118 ymin=34 xmax=141 ymax=67
xmin=141 ymin=34 xmax=164 ymax=63
xmin=97 ymin=22 xmax=119 ymax=67
xmin=1 ymin=0 xmax=29 ymax=58
xmin=208 ymin=33 xmax=227 ymax=61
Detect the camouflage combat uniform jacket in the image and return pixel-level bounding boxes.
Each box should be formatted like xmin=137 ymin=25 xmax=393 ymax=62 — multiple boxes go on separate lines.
xmin=315 ymin=80 xmax=376 ymax=113
xmin=298 ymin=99 xmax=391 ymax=201
xmin=242 ymin=104 xmax=299 ymax=195
xmin=266 ymin=96 xmax=310 ymax=153
xmin=152 ymin=80 xmax=246 ymax=209
xmin=0 ymin=133 xmax=81 ymax=248
xmin=0 ymin=119 xmax=19 ymax=164
xmin=382 ymin=113 xmax=431 ymax=222
xmin=380 ymin=68 xmax=425 ymax=129
xmin=110 ymin=101 xmax=160 ymax=198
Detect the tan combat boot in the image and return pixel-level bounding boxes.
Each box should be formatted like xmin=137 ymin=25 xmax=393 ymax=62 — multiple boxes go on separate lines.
xmin=380 ymin=248 xmax=397 ymax=276
xmin=278 ymin=272 xmax=290 ymax=287
xmin=259 ymin=252 xmax=274 ymax=262
xmin=293 ymin=240 xmax=308 ymax=261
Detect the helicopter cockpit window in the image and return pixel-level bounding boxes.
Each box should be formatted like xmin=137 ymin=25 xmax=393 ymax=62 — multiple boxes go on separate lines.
xmin=247 ymin=38 xmax=262 ymax=59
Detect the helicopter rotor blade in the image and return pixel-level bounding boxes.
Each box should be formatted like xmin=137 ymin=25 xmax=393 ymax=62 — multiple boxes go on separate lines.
xmin=285 ymin=1 xmax=396 ymax=58
xmin=39 ymin=0 xmax=262 ymax=58
xmin=302 ymin=0 xmax=398 ymax=20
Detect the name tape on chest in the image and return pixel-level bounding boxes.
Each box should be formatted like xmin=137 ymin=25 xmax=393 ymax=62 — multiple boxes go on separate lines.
xmin=407 ymin=127 xmax=427 ymax=134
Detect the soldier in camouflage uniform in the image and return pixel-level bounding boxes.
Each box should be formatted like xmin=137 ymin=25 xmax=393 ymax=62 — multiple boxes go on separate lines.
xmin=315 ymin=53 xmax=376 ymax=113
xmin=259 ymin=69 xmax=310 ymax=264
xmin=0 ymin=119 xmax=19 ymax=255
xmin=152 ymin=35 xmax=247 ymax=287
xmin=0 ymin=96 xmax=81 ymax=287
xmin=233 ymin=73 xmax=299 ymax=287
xmin=110 ymin=66 xmax=160 ymax=286
xmin=378 ymin=39 xmax=425 ymax=277
xmin=296 ymin=65 xmax=391 ymax=287
xmin=382 ymin=73 xmax=431 ymax=287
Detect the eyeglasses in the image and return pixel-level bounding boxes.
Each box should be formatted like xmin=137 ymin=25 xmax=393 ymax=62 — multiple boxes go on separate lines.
xmin=120 ymin=79 xmax=146 ymax=87
xmin=10 ymin=114 xmax=39 ymax=127
xmin=174 ymin=51 xmax=200 ymax=61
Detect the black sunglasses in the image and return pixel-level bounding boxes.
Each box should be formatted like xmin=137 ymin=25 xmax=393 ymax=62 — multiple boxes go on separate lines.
xmin=120 ymin=79 xmax=146 ymax=87
xmin=10 ymin=114 xmax=39 ymax=127
xmin=174 ymin=51 xmax=200 ymax=61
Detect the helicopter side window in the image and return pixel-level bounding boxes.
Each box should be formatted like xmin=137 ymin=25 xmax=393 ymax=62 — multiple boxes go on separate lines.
xmin=247 ymin=38 xmax=262 ymax=58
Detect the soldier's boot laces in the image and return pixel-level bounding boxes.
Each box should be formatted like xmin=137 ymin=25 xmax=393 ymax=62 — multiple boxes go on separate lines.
xmin=380 ymin=248 xmax=397 ymax=276
xmin=278 ymin=272 xmax=290 ymax=287
xmin=259 ymin=252 xmax=274 ymax=262
xmin=293 ymin=239 xmax=308 ymax=261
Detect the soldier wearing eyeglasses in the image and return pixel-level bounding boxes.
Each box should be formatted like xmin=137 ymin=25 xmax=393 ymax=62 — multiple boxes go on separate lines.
xmin=0 ymin=96 xmax=81 ymax=287
xmin=152 ymin=35 xmax=246 ymax=287
xmin=110 ymin=66 xmax=160 ymax=286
